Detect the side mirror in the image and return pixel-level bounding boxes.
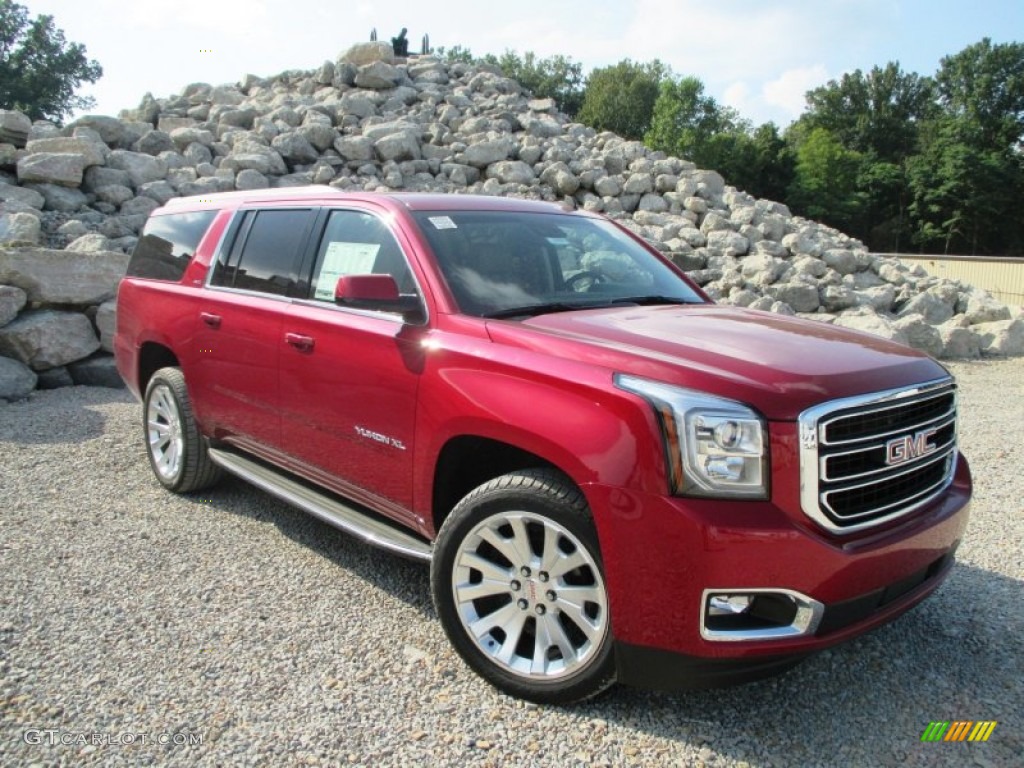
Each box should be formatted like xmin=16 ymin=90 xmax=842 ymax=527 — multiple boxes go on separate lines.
xmin=334 ymin=275 xmax=423 ymax=322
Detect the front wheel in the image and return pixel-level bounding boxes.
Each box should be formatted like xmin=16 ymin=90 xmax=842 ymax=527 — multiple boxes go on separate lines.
xmin=143 ymin=367 xmax=221 ymax=493
xmin=431 ymin=470 xmax=615 ymax=703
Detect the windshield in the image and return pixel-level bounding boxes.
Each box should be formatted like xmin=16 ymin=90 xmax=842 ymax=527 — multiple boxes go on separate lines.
xmin=411 ymin=210 xmax=704 ymax=317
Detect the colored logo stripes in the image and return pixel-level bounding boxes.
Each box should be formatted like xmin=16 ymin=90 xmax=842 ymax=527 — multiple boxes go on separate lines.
xmin=921 ymin=721 xmax=997 ymax=742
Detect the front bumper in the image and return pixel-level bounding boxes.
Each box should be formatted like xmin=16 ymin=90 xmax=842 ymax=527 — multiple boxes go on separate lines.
xmin=584 ymin=454 xmax=971 ymax=687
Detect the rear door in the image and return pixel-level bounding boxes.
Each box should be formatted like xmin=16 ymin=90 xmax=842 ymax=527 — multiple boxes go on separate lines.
xmin=277 ymin=207 xmax=427 ymax=519
xmin=191 ymin=206 xmax=316 ymax=452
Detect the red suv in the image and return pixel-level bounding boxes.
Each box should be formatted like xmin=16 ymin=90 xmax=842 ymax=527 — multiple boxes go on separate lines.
xmin=115 ymin=188 xmax=971 ymax=703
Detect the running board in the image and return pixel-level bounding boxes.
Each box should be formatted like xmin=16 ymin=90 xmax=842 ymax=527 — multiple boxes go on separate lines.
xmin=208 ymin=448 xmax=432 ymax=562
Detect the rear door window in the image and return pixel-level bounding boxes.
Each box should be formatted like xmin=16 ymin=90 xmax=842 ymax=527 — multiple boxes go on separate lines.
xmin=210 ymin=208 xmax=315 ymax=296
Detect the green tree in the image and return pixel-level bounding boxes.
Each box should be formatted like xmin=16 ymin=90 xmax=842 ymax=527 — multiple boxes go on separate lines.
xmin=802 ymin=64 xmax=935 ymax=161
xmin=646 ymin=77 xmax=794 ymax=201
xmin=577 ymin=59 xmax=668 ymax=140
xmin=0 ymin=0 xmax=102 ymax=123
xmin=491 ymin=50 xmax=585 ymax=116
xmin=787 ymin=126 xmax=865 ymax=232
xmin=936 ymin=37 xmax=1024 ymax=150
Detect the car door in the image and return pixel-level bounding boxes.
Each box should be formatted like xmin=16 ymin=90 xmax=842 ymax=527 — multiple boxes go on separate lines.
xmin=190 ymin=206 xmax=316 ymax=453
xmin=277 ymin=207 xmax=427 ymax=520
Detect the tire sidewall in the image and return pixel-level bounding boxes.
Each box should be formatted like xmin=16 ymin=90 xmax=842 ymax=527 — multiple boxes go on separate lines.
xmin=143 ymin=369 xmax=189 ymax=492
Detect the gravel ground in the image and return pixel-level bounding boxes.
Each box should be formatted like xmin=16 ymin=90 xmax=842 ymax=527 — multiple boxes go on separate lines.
xmin=1 ymin=359 xmax=1021 ymax=768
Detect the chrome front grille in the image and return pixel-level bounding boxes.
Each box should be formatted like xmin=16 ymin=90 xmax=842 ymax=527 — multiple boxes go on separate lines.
xmin=799 ymin=379 xmax=958 ymax=534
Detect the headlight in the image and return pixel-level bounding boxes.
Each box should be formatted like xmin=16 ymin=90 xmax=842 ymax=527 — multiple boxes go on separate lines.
xmin=616 ymin=374 xmax=768 ymax=499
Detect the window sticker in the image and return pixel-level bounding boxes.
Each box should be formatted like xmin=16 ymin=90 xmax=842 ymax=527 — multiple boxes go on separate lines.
xmin=428 ymin=216 xmax=458 ymax=230
xmin=314 ymin=241 xmax=381 ymax=299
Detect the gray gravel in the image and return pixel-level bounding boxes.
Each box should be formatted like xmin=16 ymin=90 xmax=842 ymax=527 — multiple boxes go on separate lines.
xmin=1 ymin=359 xmax=1021 ymax=768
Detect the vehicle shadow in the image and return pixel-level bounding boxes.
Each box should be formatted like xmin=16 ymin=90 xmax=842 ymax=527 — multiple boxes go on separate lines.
xmin=203 ymin=475 xmax=433 ymax=615
xmin=0 ymin=386 xmax=132 ymax=445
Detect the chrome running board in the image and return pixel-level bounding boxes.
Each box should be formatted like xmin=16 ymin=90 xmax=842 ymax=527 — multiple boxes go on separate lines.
xmin=208 ymin=448 xmax=432 ymax=562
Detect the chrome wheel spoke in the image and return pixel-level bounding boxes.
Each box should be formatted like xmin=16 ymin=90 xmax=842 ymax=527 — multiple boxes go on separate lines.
xmin=495 ymin=611 xmax=529 ymax=665
xmin=556 ymin=598 xmax=603 ymax=645
xmin=478 ymin=523 xmax=530 ymax=569
xmin=554 ymin=583 xmax=602 ymax=607
xmin=532 ymin=613 xmax=575 ymax=674
xmin=470 ymin=600 xmax=520 ymax=641
xmin=455 ymin=577 xmax=511 ymax=603
xmin=548 ymin=549 xmax=589 ymax=579
xmin=457 ymin=551 xmax=512 ymax=583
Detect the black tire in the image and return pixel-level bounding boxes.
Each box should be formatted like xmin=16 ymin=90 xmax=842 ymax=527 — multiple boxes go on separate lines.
xmin=431 ymin=469 xmax=616 ymax=704
xmin=142 ymin=367 xmax=221 ymax=493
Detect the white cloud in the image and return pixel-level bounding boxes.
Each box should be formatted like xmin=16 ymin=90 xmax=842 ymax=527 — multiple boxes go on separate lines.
xmin=762 ymin=65 xmax=830 ymax=120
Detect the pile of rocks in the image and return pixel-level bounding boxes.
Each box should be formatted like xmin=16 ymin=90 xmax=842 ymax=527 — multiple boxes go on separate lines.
xmin=1 ymin=41 xmax=1021 ymax=399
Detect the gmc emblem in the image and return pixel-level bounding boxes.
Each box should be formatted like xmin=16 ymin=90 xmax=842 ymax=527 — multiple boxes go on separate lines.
xmin=885 ymin=428 xmax=938 ymax=466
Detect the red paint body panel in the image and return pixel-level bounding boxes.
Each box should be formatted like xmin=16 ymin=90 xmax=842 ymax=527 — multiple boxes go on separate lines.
xmin=115 ymin=189 xmax=972 ymax=675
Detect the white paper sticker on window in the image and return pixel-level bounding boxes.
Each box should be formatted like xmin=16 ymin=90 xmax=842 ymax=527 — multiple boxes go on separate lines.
xmin=314 ymin=242 xmax=381 ymax=300
xmin=428 ymin=216 xmax=457 ymax=230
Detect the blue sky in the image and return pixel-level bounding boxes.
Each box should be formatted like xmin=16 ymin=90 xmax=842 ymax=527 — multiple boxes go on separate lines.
xmin=21 ymin=0 xmax=1024 ymax=127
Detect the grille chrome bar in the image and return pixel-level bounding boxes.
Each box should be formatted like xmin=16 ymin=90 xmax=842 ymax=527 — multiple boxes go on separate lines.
xmin=799 ymin=378 xmax=958 ymax=534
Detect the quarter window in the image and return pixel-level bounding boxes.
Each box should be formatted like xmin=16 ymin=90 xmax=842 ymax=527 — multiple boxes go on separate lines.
xmin=127 ymin=210 xmax=217 ymax=281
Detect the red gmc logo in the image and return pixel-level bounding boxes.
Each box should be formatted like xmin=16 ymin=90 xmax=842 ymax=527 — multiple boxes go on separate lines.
xmin=885 ymin=428 xmax=939 ymax=465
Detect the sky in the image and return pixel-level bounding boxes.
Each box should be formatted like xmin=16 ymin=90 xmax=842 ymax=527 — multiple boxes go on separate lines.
xmin=19 ymin=0 xmax=1024 ymax=127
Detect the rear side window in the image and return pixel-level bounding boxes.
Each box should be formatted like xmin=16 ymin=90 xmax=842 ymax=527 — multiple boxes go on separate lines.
xmin=127 ymin=211 xmax=217 ymax=281
xmin=211 ymin=208 xmax=314 ymax=296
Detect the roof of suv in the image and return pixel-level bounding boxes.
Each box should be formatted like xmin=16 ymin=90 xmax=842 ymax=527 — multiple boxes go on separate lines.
xmin=157 ymin=187 xmax=576 ymax=216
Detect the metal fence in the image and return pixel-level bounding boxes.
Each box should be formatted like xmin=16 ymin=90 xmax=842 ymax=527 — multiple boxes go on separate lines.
xmin=884 ymin=254 xmax=1024 ymax=308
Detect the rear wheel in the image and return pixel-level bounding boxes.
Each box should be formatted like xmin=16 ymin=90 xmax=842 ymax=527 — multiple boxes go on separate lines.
xmin=432 ymin=469 xmax=615 ymax=703
xmin=143 ymin=367 xmax=221 ymax=493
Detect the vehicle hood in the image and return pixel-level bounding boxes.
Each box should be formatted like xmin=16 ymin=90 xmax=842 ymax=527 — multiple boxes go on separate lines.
xmin=485 ymin=304 xmax=949 ymax=420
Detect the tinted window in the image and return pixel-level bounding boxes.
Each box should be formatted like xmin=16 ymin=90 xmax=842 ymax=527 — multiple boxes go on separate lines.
xmin=411 ymin=210 xmax=703 ymax=317
xmin=127 ymin=211 xmax=216 ymax=281
xmin=213 ymin=209 xmax=313 ymax=296
xmin=309 ymin=210 xmax=417 ymax=301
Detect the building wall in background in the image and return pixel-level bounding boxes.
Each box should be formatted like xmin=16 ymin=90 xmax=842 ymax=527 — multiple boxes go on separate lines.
xmin=891 ymin=255 xmax=1024 ymax=308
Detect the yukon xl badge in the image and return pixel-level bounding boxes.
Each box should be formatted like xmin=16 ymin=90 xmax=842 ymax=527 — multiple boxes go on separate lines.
xmin=355 ymin=426 xmax=407 ymax=451
xmin=886 ymin=428 xmax=938 ymax=466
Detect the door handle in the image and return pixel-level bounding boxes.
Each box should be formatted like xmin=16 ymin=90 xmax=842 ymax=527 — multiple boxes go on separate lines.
xmin=200 ymin=312 xmax=222 ymax=328
xmin=285 ymin=332 xmax=315 ymax=352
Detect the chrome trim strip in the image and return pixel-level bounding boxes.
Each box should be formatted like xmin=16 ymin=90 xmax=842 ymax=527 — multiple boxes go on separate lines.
xmin=209 ymin=448 xmax=432 ymax=562
xmin=699 ymin=588 xmax=824 ymax=642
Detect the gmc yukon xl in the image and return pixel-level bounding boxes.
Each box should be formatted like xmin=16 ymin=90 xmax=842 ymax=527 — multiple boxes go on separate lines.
xmin=115 ymin=188 xmax=971 ymax=703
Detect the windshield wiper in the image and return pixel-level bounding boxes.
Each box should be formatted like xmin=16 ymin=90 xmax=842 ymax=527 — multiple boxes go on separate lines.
xmin=607 ymin=295 xmax=698 ymax=306
xmin=483 ymin=301 xmax=600 ymax=319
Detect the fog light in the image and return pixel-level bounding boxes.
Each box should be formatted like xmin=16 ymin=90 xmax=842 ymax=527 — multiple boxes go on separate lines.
xmin=708 ymin=595 xmax=753 ymax=616
xmin=701 ymin=589 xmax=824 ymax=641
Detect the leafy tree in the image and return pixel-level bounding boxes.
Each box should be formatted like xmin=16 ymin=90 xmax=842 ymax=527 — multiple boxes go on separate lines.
xmin=0 ymin=0 xmax=102 ymax=123
xmin=801 ymin=64 xmax=935 ymax=161
xmin=490 ymin=50 xmax=585 ymax=116
xmin=787 ymin=126 xmax=865 ymax=232
xmin=646 ymin=76 xmax=735 ymax=158
xmin=434 ymin=45 xmax=475 ymax=64
xmin=935 ymin=37 xmax=1024 ymax=150
xmin=577 ymin=59 xmax=669 ymax=140
xmin=646 ymin=77 xmax=793 ymax=201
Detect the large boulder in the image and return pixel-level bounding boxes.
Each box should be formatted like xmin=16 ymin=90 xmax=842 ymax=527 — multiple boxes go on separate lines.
xmin=106 ymin=149 xmax=169 ymax=188
xmin=0 ymin=212 xmax=41 ymax=246
xmin=25 ymin=136 xmax=107 ymax=167
xmin=0 ymin=109 xmax=31 ymax=147
xmin=354 ymin=61 xmax=402 ymax=90
xmin=0 ymin=355 xmax=36 ymax=400
xmin=16 ymin=153 xmax=87 ymax=186
xmin=338 ymin=42 xmax=396 ymax=67
xmin=0 ymin=248 xmax=129 ymax=305
xmin=0 ymin=310 xmax=100 ymax=370
xmin=0 ymin=285 xmax=27 ymax=327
